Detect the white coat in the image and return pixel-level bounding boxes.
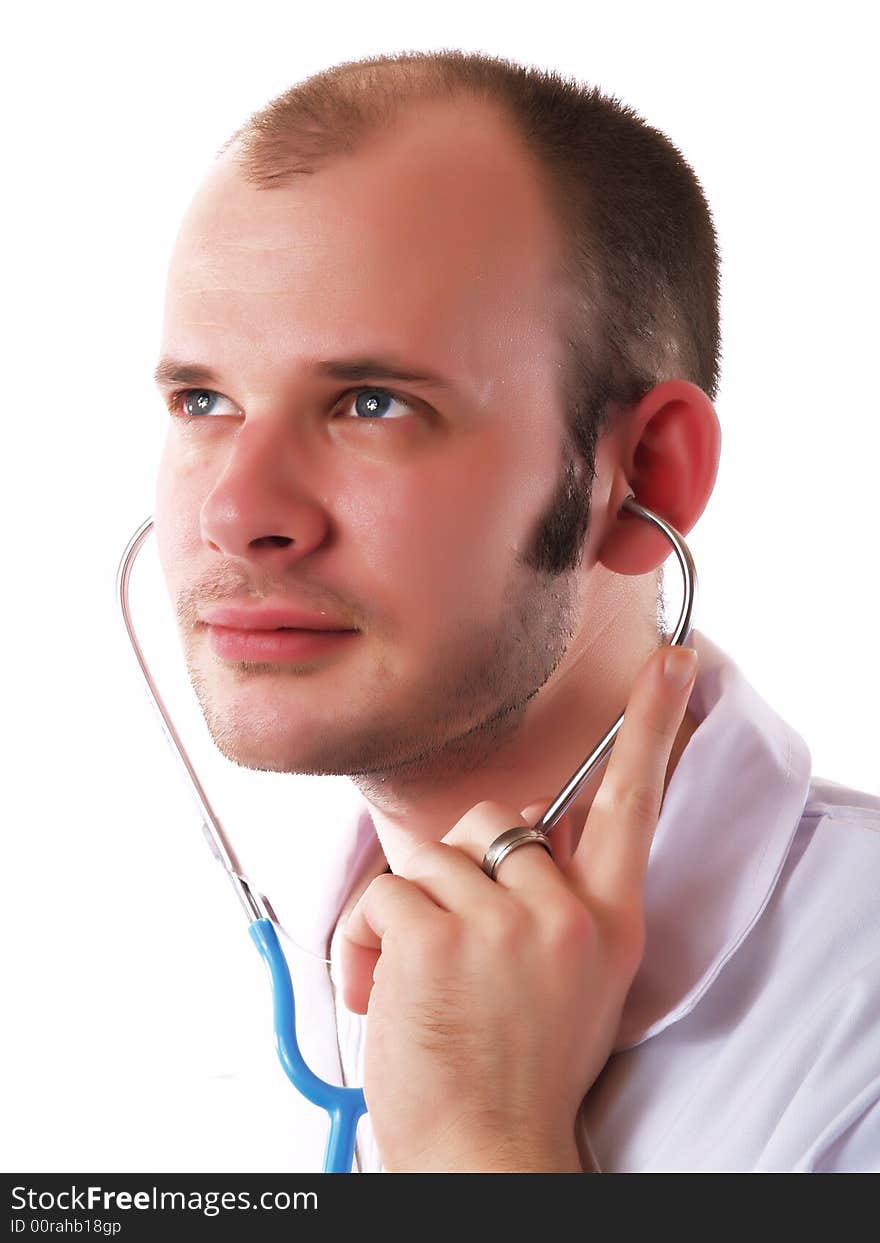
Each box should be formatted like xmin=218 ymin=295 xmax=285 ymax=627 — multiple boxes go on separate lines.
xmin=323 ymin=630 xmax=880 ymax=1172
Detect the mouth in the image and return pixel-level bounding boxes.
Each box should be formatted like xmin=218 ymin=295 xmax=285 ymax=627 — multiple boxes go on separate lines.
xmin=206 ymin=622 xmax=361 ymax=663
xmin=200 ymin=605 xmax=357 ymax=632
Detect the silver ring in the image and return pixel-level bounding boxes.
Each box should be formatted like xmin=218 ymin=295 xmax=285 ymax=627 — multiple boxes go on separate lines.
xmin=481 ymin=826 xmax=555 ymax=881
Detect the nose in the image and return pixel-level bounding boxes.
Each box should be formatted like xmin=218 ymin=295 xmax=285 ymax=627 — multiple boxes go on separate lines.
xmin=199 ymin=419 xmax=332 ymax=566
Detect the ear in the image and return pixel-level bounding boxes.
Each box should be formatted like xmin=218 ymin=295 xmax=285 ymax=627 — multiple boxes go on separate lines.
xmin=596 ymin=380 xmax=721 ymax=575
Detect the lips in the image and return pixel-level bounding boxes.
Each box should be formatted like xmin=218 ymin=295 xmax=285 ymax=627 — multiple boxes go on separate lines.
xmin=206 ymin=624 xmax=360 ymax=662
xmin=201 ymin=605 xmax=356 ymax=632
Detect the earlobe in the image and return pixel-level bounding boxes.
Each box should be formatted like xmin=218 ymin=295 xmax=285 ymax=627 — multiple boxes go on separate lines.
xmin=596 ymin=379 xmax=721 ymax=576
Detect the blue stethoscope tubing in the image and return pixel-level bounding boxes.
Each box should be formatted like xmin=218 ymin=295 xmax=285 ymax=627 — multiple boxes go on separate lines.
xmin=249 ymin=918 xmax=367 ymax=1171
xmin=115 ymin=494 xmax=696 ymax=1173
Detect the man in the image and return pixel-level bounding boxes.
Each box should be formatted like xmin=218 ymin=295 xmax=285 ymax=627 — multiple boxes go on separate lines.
xmin=151 ymin=51 xmax=880 ymax=1172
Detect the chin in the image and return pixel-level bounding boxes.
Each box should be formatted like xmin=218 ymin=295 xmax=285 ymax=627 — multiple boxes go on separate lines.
xmin=205 ymin=723 xmax=324 ymax=775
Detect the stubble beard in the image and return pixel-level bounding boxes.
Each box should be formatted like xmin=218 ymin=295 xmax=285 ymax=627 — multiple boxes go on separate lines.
xmin=183 ymin=443 xmax=592 ymax=797
xmin=184 ymin=558 xmax=580 ymax=799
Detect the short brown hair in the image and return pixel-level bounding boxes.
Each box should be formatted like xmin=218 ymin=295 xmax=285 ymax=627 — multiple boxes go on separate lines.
xmin=220 ymin=50 xmax=720 ymax=575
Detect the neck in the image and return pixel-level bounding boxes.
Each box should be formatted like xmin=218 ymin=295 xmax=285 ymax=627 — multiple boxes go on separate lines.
xmin=349 ymin=595 xmax=699 ymax=879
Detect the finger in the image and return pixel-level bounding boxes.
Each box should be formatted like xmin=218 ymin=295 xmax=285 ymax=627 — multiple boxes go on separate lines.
xmin=441 ymin=799 xmax=566 ymax=900
xmin=344 ymin=871 xmax=440 ymax=952
xmin=339 ymin=873 xmax=440 ymax=1013
xmin=569 ymin=643 xmax=698 ymax=906
xmin=338 ymin=939 xmax=380 ymax=1015
xmin=395 ymin=839 xmax=502 ymax=913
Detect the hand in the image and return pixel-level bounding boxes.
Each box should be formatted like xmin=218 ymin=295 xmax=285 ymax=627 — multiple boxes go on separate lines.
xmin=340 ymin=643 xmax=699 ymax=1172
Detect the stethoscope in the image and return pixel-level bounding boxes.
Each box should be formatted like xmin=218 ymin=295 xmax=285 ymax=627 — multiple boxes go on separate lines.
xmin=115 ymin=494 xmax=697 ymax=1173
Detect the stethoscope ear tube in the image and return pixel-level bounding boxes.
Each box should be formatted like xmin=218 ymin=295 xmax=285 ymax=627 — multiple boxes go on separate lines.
xmin=535 ymin=494 xmax=697 ymax=836
xmin=115 ymin=516 xmax=261 ymax=920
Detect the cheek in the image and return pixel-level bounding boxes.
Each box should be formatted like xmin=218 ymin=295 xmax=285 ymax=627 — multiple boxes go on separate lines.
xmin=153 ymin=435 xmax=209 ymax=586
xmin=349 ymin=457 xmax=519 ymax=615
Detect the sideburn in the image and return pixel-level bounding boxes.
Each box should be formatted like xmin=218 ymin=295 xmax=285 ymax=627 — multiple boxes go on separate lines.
xmin=520 ymin=450 xmax=593 ymax=576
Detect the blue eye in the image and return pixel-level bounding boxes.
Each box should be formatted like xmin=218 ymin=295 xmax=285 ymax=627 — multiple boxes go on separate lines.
xmin=347 ymin=388 xmax=412 ymax=420
xmin=185 ymin=390 xmax=216 ymax=416
xmin=167 ymin=385 xmax=414 ymax=422
xmin=171 ymin=389 xmax=236 ymax=418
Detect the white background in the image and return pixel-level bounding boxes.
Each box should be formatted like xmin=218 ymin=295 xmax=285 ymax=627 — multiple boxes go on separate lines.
xmin=3 ymin=0 xmax=877 ymax=1174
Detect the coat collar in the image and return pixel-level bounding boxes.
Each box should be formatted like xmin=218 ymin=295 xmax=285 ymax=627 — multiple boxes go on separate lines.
xmin=613 ymin=629 xmax=813 ymax=1049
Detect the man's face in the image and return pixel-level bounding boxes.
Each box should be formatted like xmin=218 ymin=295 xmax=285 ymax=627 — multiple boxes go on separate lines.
xmin=154 ymin=98 xmax=593 ymax=782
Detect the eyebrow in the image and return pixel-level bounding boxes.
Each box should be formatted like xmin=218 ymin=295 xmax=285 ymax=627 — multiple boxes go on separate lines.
xmin=153 ymin=355 xmax=457 ymax=394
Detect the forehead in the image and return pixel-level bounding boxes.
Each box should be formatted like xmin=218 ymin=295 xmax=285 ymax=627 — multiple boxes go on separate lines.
xmin=162 ymin=98 xmax=568 ymax=391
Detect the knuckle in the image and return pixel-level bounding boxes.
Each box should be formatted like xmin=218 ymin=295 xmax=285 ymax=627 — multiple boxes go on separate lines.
xmin=448 ymin=799 xmax=512 ymax=840
xmin=591 ymin=777 xmax=660 ymax=828
xmin=621 ymin=780 xmax=660 ymax=827
xmin=370 ymin=869 xmax=398 ymax=890
xmin=539 ymin=897 xmax=597 ymax=954
xmin=361 ymin=871 xmax=396 ymax=906
xmin=483 ymin=903 xmax=530 ymax=955
xmin=402 ymin=839 xmax=451 ymax=876
xmin=642 ymin=710 xmax=673 ymax=747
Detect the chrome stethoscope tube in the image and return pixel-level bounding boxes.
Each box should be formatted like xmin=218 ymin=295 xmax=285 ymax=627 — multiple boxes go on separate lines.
xmin=116 ymin=514 xmax=274 ymax=926
xmin=115 ymin=494 xmax=696 ymax=1172
xmin=536 ymin=496 xmax=697 ymax=834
